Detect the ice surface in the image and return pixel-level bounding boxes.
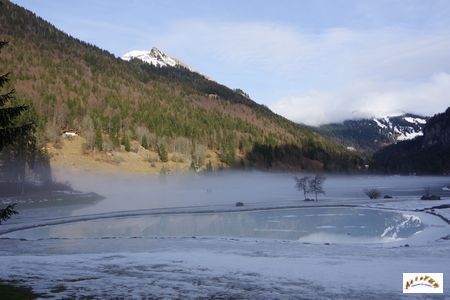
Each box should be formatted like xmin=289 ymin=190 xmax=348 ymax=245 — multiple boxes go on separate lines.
xmin=1 ymin=173 xmax=449 ymax=298
xmin=2 ymin=207 xmax=426 ymax=242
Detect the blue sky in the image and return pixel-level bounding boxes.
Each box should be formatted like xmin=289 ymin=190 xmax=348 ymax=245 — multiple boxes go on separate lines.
xmin=12 ymin=0 xmax=450 ymax=125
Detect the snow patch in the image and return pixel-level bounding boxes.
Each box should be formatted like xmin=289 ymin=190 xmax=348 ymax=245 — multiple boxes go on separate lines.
xmin=122 ymin=47 xmax=193 ymax=71
xmin=373 ymin=118 xmax=387 ymax=129
xmin=404 ymin=117 xmax=427 ymax=124
xmin=396 ymin=131 xmax=423 ymax=141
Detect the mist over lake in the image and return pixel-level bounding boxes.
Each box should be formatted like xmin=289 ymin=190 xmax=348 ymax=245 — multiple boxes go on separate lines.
xmin=6 ymin=171 xmax=449 ymax=222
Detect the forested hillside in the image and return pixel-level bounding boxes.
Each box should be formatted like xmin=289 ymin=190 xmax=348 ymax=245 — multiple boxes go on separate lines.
xmin=0 ymin=0 xmax=362 ymax=171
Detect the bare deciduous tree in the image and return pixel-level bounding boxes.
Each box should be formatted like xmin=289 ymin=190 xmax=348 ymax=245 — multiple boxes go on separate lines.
xmin=81 ymin=115 xmax=95 ymax=151
xmin=309 ymin=174 xmax=326 ymax=201
xmin=294 ymin=175 xmax=310 ymax=200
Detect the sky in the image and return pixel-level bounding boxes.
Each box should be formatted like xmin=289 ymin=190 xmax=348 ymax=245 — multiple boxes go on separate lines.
xmin=12 ymin=0 xmax=450 ymax=125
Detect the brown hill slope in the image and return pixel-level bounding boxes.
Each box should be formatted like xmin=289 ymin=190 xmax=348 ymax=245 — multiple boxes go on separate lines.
xmin=0 ymin=0 xmax=362 ymax=171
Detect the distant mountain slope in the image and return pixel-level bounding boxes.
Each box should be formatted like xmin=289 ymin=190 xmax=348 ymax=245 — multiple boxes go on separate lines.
xmin=317 ymin=114 xmax=428 ymax=153
xmin=0 ymin=0 xmax=361 ymax=171
xmin=372 ymin=108 xmax=450 ymax=174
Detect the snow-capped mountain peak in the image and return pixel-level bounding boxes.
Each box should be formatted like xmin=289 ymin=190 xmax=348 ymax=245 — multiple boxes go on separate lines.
xmin=121 ymin=47 xmax=193 ymax=71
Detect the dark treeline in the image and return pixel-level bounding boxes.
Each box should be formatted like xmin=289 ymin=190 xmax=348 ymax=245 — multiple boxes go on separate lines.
xmin=246 ymin=143 xmax=363 ymax=171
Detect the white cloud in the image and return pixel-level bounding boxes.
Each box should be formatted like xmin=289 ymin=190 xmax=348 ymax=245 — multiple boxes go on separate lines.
xmin=153 ymin=20 xmax=450 ymax=125
xmin=270 ymin=73 xmax=450 ymax=125
xmin=157 ymin=21 xmax=308 ymax=71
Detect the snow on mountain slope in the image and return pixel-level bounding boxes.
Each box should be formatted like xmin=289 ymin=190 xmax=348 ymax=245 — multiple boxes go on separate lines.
xmin=403 ymin=117 xmax=427 ymax=125
xmin=372 ymin=114 xmax=428 ymax=142
xmin=318 ymin=113 xmax=429 ymax=153
xmin=122 ymin=47 xmax=194 ymax=71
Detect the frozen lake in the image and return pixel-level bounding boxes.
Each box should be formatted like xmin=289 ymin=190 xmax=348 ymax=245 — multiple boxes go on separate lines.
xmin=1 ymin=172 xmax=449 ymax=298
xmin=3 ymin=207 xmax=425 ymax=244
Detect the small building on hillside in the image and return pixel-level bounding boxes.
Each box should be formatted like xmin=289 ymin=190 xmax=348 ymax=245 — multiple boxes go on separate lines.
xmin=62 ymin=129 xmax=79 ymax=138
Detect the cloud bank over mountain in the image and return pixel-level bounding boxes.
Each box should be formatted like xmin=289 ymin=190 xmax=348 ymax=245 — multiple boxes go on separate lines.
xmin=155 ymin=21 xmax=450 ymax=125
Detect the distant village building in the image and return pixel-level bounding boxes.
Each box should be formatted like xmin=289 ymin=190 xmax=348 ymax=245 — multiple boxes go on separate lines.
xmin=62 ymin=129 xmax=79 ymax=138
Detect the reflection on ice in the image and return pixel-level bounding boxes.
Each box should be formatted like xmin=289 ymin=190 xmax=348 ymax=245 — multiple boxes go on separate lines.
xmin=5 ymin=207 xmax=425 ymax=244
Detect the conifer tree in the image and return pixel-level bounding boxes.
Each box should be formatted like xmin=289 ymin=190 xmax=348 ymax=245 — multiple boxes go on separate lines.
xmin=158 ymin=143 xmax=168 ymax=162
xmin=122 ymin=134 xmax=130 ymax=152
xmin=0 ymin=41 xmax=32 ymax=151
xmin=0 ymin=40 xmax=35 ymax=220
xmin=141 ymin=135 xmax=148 ymax=149
xmin=95 ymin=128 xmax=103 ymax=151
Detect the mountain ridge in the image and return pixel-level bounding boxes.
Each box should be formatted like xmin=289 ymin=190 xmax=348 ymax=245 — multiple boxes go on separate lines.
xmin=317 ymin=113 xmax=428 ymax=154
xmin=371 ymin=107 xmax=450 ymax=174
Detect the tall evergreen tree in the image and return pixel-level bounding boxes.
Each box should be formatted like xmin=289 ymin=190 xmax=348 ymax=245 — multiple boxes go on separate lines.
xmin=158 ymin=143 xmax=168 ymax=162
xmin=0 ymin=40 xmax=36 ymax=221
xmin=0 ymin=42 xmax=32 ymax=151
xmin=141 ymin=135 xmax=148 ymax=149
xmin=95 ymin=128 xmax=103 ymax=151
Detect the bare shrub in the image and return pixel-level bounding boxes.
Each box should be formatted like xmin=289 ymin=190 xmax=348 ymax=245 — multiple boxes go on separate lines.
xmin=102 ymin=135 xmax=114 ymax=153
xmin=81 ymin=115 xmax=95 ymax=151
xmin=135 ymin=126 xmax=152 ymax=149
xmin=113 ymin=154 xmax=125 ymax=164
xmin=170 ymin=153 xmax=186 ymax=163
xmin=192 ymin=144 xmax=207 ymax=167
xmin=173 ymin=137 xmax=192 ymax=155
xmin=364 ymin=188 xmax=381 ymax=199
xmin=45 ymin=123 xmax=61 ymax=144
xmin=147 ymin=132 xmax=157 ymax=150
xmin=147 ymin=152 xmax=159 ymax=163
xmin=81 ymin=142 xmax=90 ymax=154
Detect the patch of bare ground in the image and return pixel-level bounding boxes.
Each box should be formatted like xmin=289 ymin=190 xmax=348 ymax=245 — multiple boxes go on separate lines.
xmin=46 ymin=136 xmax=223 ymax=175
